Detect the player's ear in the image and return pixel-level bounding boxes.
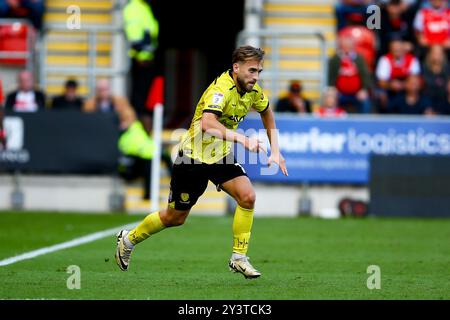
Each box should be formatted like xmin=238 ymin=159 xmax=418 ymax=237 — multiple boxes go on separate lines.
xmin=232 ymin=63 xmax=239 ymax=73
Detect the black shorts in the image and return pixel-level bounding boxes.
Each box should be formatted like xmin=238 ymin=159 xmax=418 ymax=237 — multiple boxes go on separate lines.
xmin=168 ymin=150 xmax=247 ymax=210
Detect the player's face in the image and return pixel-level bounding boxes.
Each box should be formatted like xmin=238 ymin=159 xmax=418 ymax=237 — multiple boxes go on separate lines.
xmin=234 ymin=59 xmax=263 ymax=93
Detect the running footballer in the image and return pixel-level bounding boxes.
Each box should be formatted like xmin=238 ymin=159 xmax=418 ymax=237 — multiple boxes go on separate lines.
xmin=115 ymin=45 xmax=288 ymax=279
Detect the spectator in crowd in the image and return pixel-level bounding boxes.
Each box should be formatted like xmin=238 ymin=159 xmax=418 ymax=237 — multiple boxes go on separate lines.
xmin=387 ymin=74 xmax=434 ymax=114
xmin=123 ymin=0 xmax=160 ymax=134
xmin=315 ymin=87 xmax=347 ymax=117
xmin=276 ymin=80 xmax=312 ymax=114
xmin=335 ymin=0 xmax=374 ymax=31
xmin=328 ymin=34 xmax=372 ymax=113
xmin=0 ymin=79 xmax=5 ymax=148
xmin=413 ymin=0 xmax=450 ymax=58
xmin=83 ymin=79 xmax=168 ymax=200
xmin=0 ymin=0 xmax=45 ymax=30
xmin=377 ymin=0 xmax=415 ymax=56
xmin=375 ymin=36 xmax=421 ymax=112
xmin=422 ymin=44 xmax=450 ymax=114
xmin=4 ymin=70 xmax=45 ymax=112
xmin=441 ymin=78 xmax=450 ymax=114
xmin=83 ymin=78 xmax=138 ymax=132
xmin=338 ymin=25 xmax=377 ymax=71
xmin=51 ymin=79 xmax=84 ymax=111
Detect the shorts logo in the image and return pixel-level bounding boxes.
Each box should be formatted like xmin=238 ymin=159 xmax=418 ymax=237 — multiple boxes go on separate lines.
xmin=180 ymin=193 xmax=190 ymax=204
xmin=212 ymin=93 xmax=224 ymax=105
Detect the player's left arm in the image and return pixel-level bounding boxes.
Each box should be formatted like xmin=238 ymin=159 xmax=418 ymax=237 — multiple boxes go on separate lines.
xmin=260 ymin=107 xmax=288 ymax=176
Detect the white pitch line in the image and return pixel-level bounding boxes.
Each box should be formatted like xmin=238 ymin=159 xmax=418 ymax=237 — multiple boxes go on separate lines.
xmin=0 ymin=222 xmax=139 ymax=267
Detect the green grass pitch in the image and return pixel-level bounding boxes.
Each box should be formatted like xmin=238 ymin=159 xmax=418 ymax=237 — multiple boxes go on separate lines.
xmin=0 ymin=211 xmax=449 ymax=300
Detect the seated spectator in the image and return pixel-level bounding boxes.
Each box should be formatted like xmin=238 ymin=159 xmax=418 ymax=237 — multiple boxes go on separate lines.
xmin=338 ymin=25 xmax=377 ymax=71
xmin=0 ymin=0 xmax=45 ymax=31
xmin=387 ymin=74 xmax=434 ymax=114
xmin=276 ymin=80 xmax=312 ymax=114
xmin=375 ymin=36 xmax=421 ymax=112
xmin=0 ymin=78 xmax=3 ymax=103
xmin=4 ymin=70 xmax=45 ymax=112
xmin=440 ymin=78 xmax=450 ymax=114
xmin=83 ymin=79 xmax=169 ymax=200
xmin=51 ymin=79 xmax=84 ymax=111
xmin=335 ymin=0 xmax=374 ymax=31
xmin=422 ymin=44 xmax=450 ymax=114
xmin=0 ymin=79 xmax=5 ymax=148
xmin=315 ymin=87 xmax=347 ymax=117
xmin=413 ymin=0 xmax=450 ymax=58
xmin=83 ymin=79 xmax=135 ymax=130
xmin=377 ymin=0 xmax=415 ymax=56
xmin=328 ymin=34 xmax=372 ymax=113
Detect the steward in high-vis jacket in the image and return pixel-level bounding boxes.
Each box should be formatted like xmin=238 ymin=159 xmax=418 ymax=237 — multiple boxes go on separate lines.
xmin=123 ymin=0 xmax=159 ymax=125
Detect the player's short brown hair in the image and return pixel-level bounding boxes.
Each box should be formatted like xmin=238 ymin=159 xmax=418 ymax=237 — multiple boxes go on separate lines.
xmin=232 ymin=45 xmax=265 ymax=64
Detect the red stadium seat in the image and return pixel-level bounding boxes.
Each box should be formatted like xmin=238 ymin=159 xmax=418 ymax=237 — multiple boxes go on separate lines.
xmin=338 ymin=26 xmax=377 ymax=72
xmin=0 ymin=22 xmax=30 ymax=66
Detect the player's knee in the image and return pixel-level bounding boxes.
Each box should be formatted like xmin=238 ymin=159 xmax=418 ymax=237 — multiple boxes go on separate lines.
xmin=237 ymin=190 xmax=256 ymax=209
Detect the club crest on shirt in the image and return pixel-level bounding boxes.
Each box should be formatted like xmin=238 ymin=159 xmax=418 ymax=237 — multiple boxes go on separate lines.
xmin=180 ymin=193 xmax=190 ymax=203
xmin=212 ymin=93 xmax=224 ymax=105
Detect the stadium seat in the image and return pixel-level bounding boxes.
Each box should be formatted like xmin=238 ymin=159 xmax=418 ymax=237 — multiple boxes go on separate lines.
xmin=0 ymin=22 xmax=31 ymax=66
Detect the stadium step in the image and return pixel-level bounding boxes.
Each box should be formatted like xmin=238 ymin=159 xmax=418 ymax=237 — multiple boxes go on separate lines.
xmin=44 ymin=12 xmax=112 ymax=25
xmin=261 ymin=0 xmax=337 ymax=109
xmin=46 ymin=0 xmax=114 ymax=11
xmin=264 ymin=3 xmax=333 ymax=14
xmin=42 ymin=0 xmax=119 ymax=99
xmin=124 ymin=174 xmax=228 ymax=216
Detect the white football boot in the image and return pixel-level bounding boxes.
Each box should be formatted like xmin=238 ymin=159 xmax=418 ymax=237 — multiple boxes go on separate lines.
xmin=115 ymin=230 xmax=134 ymax=271
xmin=229 ymin=255 xmax=261 ymax=279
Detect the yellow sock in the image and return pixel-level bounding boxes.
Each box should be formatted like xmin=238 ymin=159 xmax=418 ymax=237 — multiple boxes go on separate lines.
xmin=128 ymin=211 xmax=166 ymax=245
xmin=232 ymin=205 xmax=254 ymax=255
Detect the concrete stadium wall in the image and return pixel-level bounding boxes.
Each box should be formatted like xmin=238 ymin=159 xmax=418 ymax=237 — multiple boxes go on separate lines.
xmin=0 ymin=175 xmax=368 ymax=217
xmin=0 ymin=174 xmax=124 ymax=213
xmin=253 ymin=183 xmax=368 ymax=218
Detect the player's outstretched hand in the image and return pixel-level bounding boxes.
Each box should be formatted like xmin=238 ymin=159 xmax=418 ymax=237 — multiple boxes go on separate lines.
xmin=268 ymin=152 xmax=288 ymax=176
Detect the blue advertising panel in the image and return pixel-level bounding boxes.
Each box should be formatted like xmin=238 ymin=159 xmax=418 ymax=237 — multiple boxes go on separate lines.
xmin=236 ymin=114 xmax=450 ymax=184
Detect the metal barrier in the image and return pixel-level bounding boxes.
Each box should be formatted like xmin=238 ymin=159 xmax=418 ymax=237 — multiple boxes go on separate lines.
xmin=0 ymin=19 xmax=35 ymax=71
xmin=38 ymin=24 xmax=129 ymax=95
xmin=236 ymin=29 xmax=328 ymax=103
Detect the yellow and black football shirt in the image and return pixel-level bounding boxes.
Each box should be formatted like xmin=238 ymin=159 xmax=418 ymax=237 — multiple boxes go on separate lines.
xmin=179 ymin=70 xmax=269 ymax=164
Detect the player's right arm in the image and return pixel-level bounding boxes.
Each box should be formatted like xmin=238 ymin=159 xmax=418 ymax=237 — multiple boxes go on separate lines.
xmin=201 ymin=112 xmax=264 ymax=153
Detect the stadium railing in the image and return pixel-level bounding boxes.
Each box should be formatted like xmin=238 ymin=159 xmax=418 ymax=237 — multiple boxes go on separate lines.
xmin=38 ymin=24 xmax=129 ymax=98
xmin=236 ymin=29 xmax=328 ymax=107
